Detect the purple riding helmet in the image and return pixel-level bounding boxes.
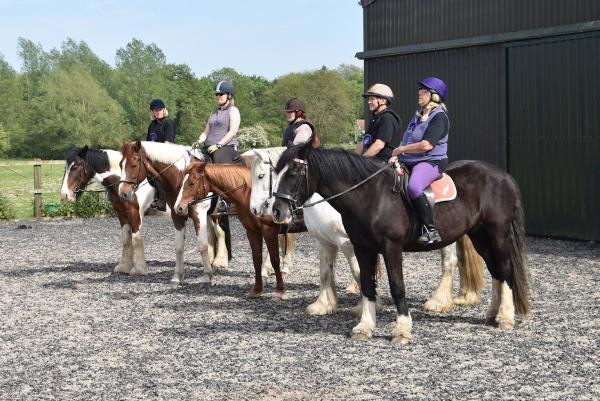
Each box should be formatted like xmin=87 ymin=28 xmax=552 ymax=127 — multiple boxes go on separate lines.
xmin=418 ymin=77 xmax=448 ymax=102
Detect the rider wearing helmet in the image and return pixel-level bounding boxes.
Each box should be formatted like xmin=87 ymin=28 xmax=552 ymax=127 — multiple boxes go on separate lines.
xmin=355 ymin=83 xmax=402 ymax=160
xmin=390 ymin=77 xmax=450 ymax=245
xmin=147 ymin=98 xmax=176 ymax=211
xmin=281 ymin=98 xmax=320 ymax=148
xmin=197 ymin=81 xmax=242 ymax=164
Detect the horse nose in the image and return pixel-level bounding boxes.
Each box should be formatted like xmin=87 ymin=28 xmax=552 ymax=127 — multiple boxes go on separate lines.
xmin=273 ymin=207 xmax=281 ymax=221
xmin=250 ymin=206 xmax=258 ymax=215
xmin=176 ymin=205 xmax=185 ymax=215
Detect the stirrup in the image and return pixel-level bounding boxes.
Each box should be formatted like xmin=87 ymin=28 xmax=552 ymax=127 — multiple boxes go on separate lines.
xmin=216 ymin=198 xmax=228 ymax=214
xmin=417 ymin=226 xmax=441 ymax=245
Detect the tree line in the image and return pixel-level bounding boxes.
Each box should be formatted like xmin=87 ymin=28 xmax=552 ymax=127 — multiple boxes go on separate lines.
xmin=0 ymin=38 xmax=364 ymax=159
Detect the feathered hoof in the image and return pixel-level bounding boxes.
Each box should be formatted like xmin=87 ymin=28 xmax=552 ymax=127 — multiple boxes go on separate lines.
xmin=306 ymin=302 xmax=336 ymax=316
xmin=350 ymin=332 xmax=371 ymax=342
xmin=345 ymin=282 xmax=360 ymax=295
xmin=497 ymin=320 xmax=514 ymax=331
xmin=272 ymin=291 xmax=285 ymax=302
xmin=453 ymin=292 xmax=481 ymax=306
xmin=248 ymin=288 xmax=262 ymax=299
xmin=170 ymin=275 xmax=183 ymax=285
xmin=391 ymin=335 xmax=411 ymax=345
xmin=114 ymin=264 xmax=133 ymax=274
xmin=423 ymin=299 xmax=454 ymax=313
xmin=129 ymin=266 xmax=148 ymax=276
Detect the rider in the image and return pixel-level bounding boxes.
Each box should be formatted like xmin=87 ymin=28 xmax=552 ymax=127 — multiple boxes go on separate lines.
xmin=390 ymin=77 xmax=449 ymax=245
xmin=196 ymin=81 xmax=242 ymax=259
xmin=147 ymin=98 xmax=175 ymax=211
xmin=281 ymin=98 xmax=320 ymax=148
xmin=355 ymin=83 xmax=402 ymax=161
xmin=197 ymin=80 xmax=242 ymax=164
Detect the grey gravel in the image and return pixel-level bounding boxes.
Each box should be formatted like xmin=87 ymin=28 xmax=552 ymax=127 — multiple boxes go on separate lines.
xmin=0 ymin=216 xmax=598 ymax=401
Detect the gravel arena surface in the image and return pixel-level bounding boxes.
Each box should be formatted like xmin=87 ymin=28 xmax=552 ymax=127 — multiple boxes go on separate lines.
xmin=1 ymin=215 xmax=599 ymax=400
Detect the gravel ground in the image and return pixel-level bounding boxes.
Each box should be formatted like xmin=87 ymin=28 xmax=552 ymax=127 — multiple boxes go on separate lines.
xmin=0 ymin=215 xmax=598 ymax=401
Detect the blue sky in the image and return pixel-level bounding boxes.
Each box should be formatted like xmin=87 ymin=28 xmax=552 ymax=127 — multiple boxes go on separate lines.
xmin=0 ymin=0 xmax=364 ymax=79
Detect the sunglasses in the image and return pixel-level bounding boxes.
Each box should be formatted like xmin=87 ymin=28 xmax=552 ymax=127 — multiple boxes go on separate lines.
xmin=215 ymin=93 xmax=226 ymax=97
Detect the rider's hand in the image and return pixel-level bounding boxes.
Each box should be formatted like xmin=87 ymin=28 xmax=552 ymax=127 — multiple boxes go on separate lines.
xmin=192 ymin=140 xmax=203 ymax=149
xmin=388 ymin=155 xmax=398 ymax=164
xmin=391 ymin=146 xmax=402 ymax=157
xmin=207 ymin=144 xmax=219 ymax=154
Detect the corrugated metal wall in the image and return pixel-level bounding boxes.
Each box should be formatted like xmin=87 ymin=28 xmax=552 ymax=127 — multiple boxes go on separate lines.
xmin=363 ymin=0 xmax=600 ymax=50
xmin=360 ymin=0 xmax=600 ymax=240
xmin=365 ymin=45 xmax=506 ymax=166
xmin=507 ymin=32 xmax=600 ymax=240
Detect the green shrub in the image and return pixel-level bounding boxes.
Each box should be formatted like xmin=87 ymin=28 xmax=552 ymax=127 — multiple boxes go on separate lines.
xmin=42 ymin=191 xmax=115 ymax=218
xmin=0 ymin=194 xmax=16 ymax=219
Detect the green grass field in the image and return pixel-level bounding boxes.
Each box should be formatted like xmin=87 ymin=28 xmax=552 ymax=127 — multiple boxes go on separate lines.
xmin=0 ymin=160 xmax=65 ymax=219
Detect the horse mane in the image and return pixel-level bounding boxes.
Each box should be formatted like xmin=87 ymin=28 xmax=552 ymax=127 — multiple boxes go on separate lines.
xmin=251 ymin=147 xmax=286 ymax=171
xmin=140 ymin=141 xmax=193 ymax=171
xmin=275 ymin=144 xmax=385 ymax=185
xmin=66 ymin=146 xmax=111 ymax=174
xmin=206 ymin=163 xmax=252 ymax=191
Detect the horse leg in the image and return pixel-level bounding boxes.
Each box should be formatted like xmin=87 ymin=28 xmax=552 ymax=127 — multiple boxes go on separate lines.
xmin=306 ymin=242 xmax=338 ymax=315
xmin=171 ymin=228 xmax=186 ymax=284
xmin=382 ymin=241 xmax=412 ymax=345
xmin=194 ymin=206 xmax=214 ymax=285
xmin=129 ymin=208 xmax=148 ymax=276
xmin=423 ymin=242 xmax=457 ymax=313
xmin=212 ymin=216 xmax=229 ymax=270
xmin=340 ymin=240 xmax=361 ymax=295
xmin=279 ymin=233 xmax=295 ymax=276
xmin=114 ymin=223 xmax=134 ymax=274
xmin=453 ymin=235 xmax=485 ymax=306
xmin=350 ymin=248 xmax=378 ymax=341
xmin=264 ymin=228 xmax=284 ymax=300
xmin=261 ymin=245 xmax=273 ymax=280
xmin=248 ymin=231 xmax=264 ymax=298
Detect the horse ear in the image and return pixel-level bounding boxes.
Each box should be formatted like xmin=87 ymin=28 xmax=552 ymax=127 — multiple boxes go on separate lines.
xmin=133 ymin=140 xmax=142 ymax=151
xmin=78 ymin=145 xmax=88 ymax=158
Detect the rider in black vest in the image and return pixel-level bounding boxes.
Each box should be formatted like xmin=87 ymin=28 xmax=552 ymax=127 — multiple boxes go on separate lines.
xmin=355 ymin=84 xmax=402 ymax=161
xmin=282 ymin=98 xmax=320 ymax=148
xmin=147 ymin=98 xmax=175 ymax=211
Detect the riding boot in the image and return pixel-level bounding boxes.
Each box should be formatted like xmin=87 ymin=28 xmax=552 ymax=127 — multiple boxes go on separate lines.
xmin=413 ymin=193 xmax=442 ymax=245
xmin=151 ymin=187 xmax=167 ymax=212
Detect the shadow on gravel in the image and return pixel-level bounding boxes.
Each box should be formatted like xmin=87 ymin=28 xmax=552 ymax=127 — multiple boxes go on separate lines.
xmin=0 ymin=262 xmax=114 ymax=277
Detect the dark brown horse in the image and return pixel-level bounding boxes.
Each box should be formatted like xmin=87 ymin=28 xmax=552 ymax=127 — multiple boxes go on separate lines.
xmin=61 ymin=145 xmax=154 ymax=275
xmin=174 ymin=157 xmax=305 ymax=298
xmin=118 ymin=140 xmax=228 ymax=284
xmin=272 ymin=142 xmax=530 ymax=344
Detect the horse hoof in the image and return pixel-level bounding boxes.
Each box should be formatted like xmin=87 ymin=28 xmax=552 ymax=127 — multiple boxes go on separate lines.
xmin=248 ymin=290 xmax=262 ymax=299
xmin=350 ymin=333 xmax=371 ymax=342
xmin=345 ymin=283 xmax=360 ymax=295
xmin=170 ymin=277 xmax=182 ymax=285
xmin=114 ymin=265 xmax=132 ymax=274
xmin=497 ymin=321 xmax=514 ymax=331
xmin=453 ymin=292 xmax=481 ymax=306
xmin=391 ymin=336 xmax=411 ymax=345
xmin=306 ymin=302 xmax=335 ymax=316
xmin=272 ymin=292 xmax=285 ymax=302
xmin=423 ymin=300 xmax=453 ymax=313
xmin=129 ymin=267 xmax=148 ymax=276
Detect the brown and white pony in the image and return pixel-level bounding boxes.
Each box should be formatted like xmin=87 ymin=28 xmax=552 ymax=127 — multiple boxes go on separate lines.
xmin=118 ymin=140 xmax=227 ymax=284
xmin=174 ymin=157 xmax=306 ymax=299
xmin=61 ymin=145 xmax=155 ymax=275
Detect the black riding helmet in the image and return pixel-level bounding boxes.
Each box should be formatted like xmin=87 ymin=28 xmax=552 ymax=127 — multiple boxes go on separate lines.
xmin=215 ymin=81 xmax=235 ymax=96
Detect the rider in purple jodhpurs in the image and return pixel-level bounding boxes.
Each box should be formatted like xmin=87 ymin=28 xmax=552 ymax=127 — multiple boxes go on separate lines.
xmin=390 ymin=77 xmax=450 ymax=245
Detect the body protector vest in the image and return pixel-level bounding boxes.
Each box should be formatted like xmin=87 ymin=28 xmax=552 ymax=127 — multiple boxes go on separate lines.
xmin=400 ymin=106 xmax=449 ymax=166
xmin=282 ymin=119 xmax=317 ymax=148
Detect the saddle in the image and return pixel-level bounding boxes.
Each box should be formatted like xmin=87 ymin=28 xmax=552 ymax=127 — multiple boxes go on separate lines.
xmin=426 ymin=173 xmax=457 ymax=204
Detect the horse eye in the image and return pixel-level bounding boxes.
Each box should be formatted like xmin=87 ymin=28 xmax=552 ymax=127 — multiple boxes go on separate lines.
xmin=258 ymin=173 xmax=265 ymax=179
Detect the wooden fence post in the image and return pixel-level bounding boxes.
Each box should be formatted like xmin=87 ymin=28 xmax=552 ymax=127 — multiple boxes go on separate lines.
xmin=33 ymin=159 xmax=42 ymax=218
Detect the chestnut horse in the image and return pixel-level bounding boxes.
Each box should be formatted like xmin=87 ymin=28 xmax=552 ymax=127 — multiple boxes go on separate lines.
xmin=174 ymin=157 xmax=306 ymax=298
xmin=272 ymin=142 xmax=530 ymax=344
xmin=61 ymin=145 xmax=154 ymax=275
xmin=118 ymin=140 xmax=227 ymax=284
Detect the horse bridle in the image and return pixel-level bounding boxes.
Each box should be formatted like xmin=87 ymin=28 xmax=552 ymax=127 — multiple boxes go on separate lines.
xmin=273 ymin=158 xmax=309 ymax=214
xmin=119 ymin=152 xmax=148 ymax=192
xmin=274 ymin=157 xmax=393 ymax=214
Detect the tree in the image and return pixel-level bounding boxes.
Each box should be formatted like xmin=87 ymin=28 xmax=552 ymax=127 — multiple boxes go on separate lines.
xmin=0 ymin=122 xmax=9 ymax=156
xmin=236 ymin=125 xmax=271 ymax=152
xmin=0 ymin=54 xmax=27 ymax=156
xmin=262 ymin=69 xmax=353 ymax=145
xmin=17 ymin=38 xmax=52 ymax=100
xmin=25 ymin=64 xmax=129 ymax=158
xmin=113 ymin=39 xmax=176 ymax=137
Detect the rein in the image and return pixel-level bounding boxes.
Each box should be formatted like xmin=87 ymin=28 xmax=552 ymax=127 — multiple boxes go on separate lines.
xmin=274 ymin=157 xmax=392 ymax=213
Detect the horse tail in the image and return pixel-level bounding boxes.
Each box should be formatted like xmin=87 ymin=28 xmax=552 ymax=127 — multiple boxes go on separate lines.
xmin=509 ymin=194 xmax=531 ymax=316
xmin=457 ymin=234 xmax=486 ymax=295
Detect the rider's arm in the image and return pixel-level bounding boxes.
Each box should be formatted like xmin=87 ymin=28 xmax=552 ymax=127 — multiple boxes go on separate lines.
xmin=164 ymin=119 xmax=175 ymax=144
xmin=219 ymin=106 xmax=241 ymax=146
xmin=197 ymin=121 xmax=210 ymax=144
xmin=362 ymin=139 xmax=386 ymax=157
xmin=355 ymin=142 xmax=364 ymax=155
xmin=292 ymin=124 xmax=313 ymax=145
